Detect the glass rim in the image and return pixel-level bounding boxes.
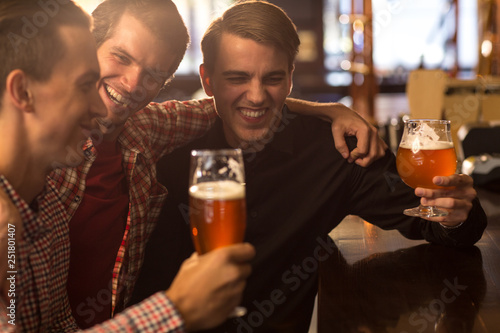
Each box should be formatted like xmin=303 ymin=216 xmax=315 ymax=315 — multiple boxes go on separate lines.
xmin=403 ymin=119 xmax=451 ymax=125
xmin=190 ymin=148 xmax=242 ymax=157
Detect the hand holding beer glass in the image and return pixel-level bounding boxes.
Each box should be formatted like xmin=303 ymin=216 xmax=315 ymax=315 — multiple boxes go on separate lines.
xmin=189 ymin=149 xmax=247 ymax=317
xmin=396 ymin=119 xmax=457 ymax=217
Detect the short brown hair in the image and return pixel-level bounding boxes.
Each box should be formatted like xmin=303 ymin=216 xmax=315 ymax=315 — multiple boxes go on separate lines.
xmin=0 ymin=0 xmax=91 ymax=96
xmin=92 ymin=0 xmax=190 ymax=82
xmin=201 ymin=0 xmax=300 ymax=75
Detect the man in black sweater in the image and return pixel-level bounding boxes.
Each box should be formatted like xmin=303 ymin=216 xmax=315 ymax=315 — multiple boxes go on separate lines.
xmin=131 ymin=1 xmax=487 ymax=332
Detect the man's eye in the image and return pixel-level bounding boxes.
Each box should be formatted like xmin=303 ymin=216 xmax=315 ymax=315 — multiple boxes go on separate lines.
xmin=114 ymin=53 xmax=130 ymax=64
xmin=227 ymin=77 xmax=247 ymax=84
xmin=265 ymin=77 xmax=284 ymax=85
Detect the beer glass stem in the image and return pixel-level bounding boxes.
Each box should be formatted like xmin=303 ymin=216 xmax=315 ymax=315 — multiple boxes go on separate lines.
xmin=403 ymin=205 xmax=448 ymax=218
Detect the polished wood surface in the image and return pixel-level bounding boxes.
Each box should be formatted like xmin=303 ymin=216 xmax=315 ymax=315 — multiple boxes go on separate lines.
xmin=317 ymin=188 xmax=500 ymax=333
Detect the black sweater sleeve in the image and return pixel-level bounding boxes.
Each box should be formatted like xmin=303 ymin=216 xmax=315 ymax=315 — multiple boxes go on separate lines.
xmin=347 ymin=149 xmax=487 ymax=247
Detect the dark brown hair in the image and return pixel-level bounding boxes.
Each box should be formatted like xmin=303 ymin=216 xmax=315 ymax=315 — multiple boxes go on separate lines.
xmin=0 ymin=0 xmax=91 ymax=96
xmin=201 ymin=0 xmax=300 ymax=75
xmin=92 ymin=0 xmax=190 ymax=81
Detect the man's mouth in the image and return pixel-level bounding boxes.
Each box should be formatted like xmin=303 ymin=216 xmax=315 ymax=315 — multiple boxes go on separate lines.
xmin=240 ymin=108 xmax=266 ymax=119
xmin=105 ymin=84 xmax=132 ymax=107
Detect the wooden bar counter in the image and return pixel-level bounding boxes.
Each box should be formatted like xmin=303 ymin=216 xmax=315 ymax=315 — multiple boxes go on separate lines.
xmin=317 ymin=188 xmax=500 ymax=332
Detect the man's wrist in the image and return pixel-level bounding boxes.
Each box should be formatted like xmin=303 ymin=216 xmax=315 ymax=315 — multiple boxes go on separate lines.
xmin=439 ymin=221 xmax=465 ymax=229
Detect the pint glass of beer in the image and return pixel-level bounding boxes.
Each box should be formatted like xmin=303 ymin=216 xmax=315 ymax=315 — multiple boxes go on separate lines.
xmin=189 ymin=149 xmax=246 ymax=254
xmin=189 ymin=149 xmax=247 ymax=316
xmin=396 ymin=119 xmax=457 ymax=217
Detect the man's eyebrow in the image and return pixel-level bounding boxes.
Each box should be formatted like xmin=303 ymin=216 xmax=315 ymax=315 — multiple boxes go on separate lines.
xmin=111 ymin=46 xmax=135 ymax=61
xmin=264 ymin=70 xmax=287 ymax=77
xmin=222 ymin=70 xmax=249 ymax=77
xmin=112 ymin=46 xmax=170 ymax=80
xmin=222 ymin=70 xmax=287 ymax=77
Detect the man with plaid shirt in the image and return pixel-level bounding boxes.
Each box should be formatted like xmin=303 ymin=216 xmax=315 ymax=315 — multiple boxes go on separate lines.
xmin=0 ymin=0 xmax=255 ymax=332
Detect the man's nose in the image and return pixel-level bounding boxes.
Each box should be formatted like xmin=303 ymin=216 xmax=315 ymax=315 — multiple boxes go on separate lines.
xmin=246 ymin=80 xmax=266 ymax=105
xmin=121 ymin=66 xmax=144 ymax=93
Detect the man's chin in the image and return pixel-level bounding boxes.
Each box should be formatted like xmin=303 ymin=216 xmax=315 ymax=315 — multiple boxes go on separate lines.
xmin=50 ymin=148 xmax=85 ymax=170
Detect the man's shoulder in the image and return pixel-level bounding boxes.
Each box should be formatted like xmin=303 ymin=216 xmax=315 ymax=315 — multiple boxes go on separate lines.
xmin=282 ymin=110 xmax=330 ymax=133
xmin=156 ymin=129 xmax=212 ymax=186
xmin=282 ymin=111 xmax=357 ymax=150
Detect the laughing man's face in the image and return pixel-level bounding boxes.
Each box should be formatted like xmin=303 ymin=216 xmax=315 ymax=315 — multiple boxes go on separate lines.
xmin=95 ymin=12 xmax=176 ymax=138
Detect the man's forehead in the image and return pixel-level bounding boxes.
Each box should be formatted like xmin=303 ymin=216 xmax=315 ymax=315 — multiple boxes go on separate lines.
xmin=55 ymin=25 xmax=99 ymax=76
xmin=104 ymin=13 xmax=174 ymax=75
xmin=216 ymin=35 xmax=289 ymax=71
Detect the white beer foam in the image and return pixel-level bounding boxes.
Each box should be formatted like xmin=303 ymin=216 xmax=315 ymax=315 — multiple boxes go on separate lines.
xmin=401 ymin=122 xmax=454 ymax=153
xmin=400 ymin=141 xmax=454 ymax=150
xmin=407 ymin=123 xmax=438 ymax=146
xmin=190 ymin=180 xmax=245 ymax=200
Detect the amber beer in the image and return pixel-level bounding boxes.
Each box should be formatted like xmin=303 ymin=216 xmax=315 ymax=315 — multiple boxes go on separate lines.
xmin=396 ymin=142 xmax=457 ymax=189
xmin=189 ymin=180 xmax=246 ymax=254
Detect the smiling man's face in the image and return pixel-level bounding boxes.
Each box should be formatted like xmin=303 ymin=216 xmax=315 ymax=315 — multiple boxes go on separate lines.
xmin=95 ymin=11 xmax=176 ymax=140
xmin=200 ymin=33 xmax=293 ymax=150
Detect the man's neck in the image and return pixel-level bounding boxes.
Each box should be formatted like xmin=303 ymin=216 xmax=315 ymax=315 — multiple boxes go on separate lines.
xmin=0 ymin=107 xmax=48 ymax=204
xmin=0 ymin=161 xmax=46 ymax=205
xmin=0 ymin=145 xmax=46 ymax=206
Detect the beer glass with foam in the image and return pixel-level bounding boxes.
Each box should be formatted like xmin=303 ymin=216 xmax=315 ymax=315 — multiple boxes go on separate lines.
xmin=396 ymin=119 xmax=457 ymax=217
xmin=189 ymin=148 xmax=247 ymax=316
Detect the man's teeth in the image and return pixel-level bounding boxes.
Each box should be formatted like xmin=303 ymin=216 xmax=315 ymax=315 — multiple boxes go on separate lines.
xmin=241 ymin=109 xmax=265 ymax=118
xmin=105 ymin=85 xmax=131 ymax=106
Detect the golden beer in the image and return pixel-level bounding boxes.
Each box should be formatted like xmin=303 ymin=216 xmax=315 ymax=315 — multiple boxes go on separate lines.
xmin=189 ymin=180 xmax=246 ymax=254
xmin=396 ymin=142 xmax=457 ymax=189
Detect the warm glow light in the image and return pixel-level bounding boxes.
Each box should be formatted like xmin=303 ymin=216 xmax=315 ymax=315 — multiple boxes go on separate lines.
xmin=339 ymin=14 xmax=350 ymax=24
xmin=340 ymin=37 xmax=353 ymax=53
xmin=340 ymin=60 xmax=351 ymax=71
xmin=74 ymin=0 xmax=104 ymax=14
xmin=353 ymin=19 xmax=364 ymax=33
xmin=481 ymin=40 xmax=493 ymax=57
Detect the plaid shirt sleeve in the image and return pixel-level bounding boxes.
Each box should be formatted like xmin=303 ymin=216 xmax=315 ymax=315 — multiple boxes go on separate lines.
xmin=126 ymin=98 xmax=217 ymax=162
xmin=86 ymin=293 xmax=185 ymax=333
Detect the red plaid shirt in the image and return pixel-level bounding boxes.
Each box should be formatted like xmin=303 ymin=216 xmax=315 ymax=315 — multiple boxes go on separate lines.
xmin=0 ymin=175 xmax=184 ymax=332
xmin=50 ymin=100 xmax=216 ymax=313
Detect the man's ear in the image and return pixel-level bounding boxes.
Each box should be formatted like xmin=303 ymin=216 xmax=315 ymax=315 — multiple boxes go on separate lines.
xmin=199 ymin=64 xmax=214 ymax=97
xmin=287 ymin=65 xmax=295 ymax=96
xmin=5 ymin=69 xmax=34 ymax=112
